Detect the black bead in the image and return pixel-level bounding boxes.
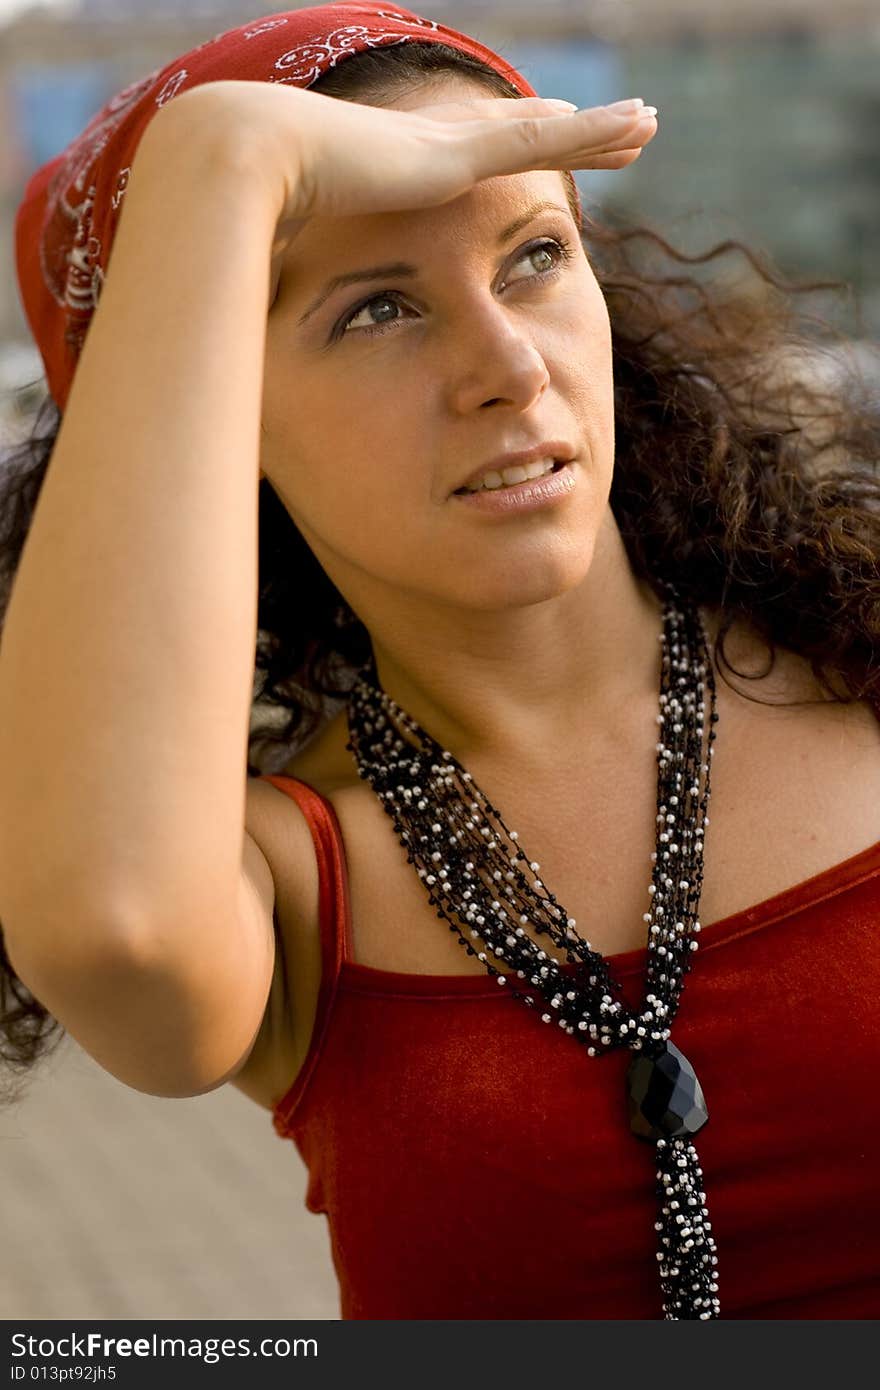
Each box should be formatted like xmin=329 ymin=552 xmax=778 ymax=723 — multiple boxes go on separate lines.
xmin=626 ymin=1041 xmax=709 ymax=1141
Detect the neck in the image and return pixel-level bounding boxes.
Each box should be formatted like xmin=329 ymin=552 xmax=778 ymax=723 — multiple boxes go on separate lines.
xmin=363 ymin=510 xmax=668 ymax=766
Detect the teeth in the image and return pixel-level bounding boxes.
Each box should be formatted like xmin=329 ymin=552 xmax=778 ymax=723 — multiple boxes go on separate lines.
xmin=523 ymin=459 xmax=555 ymax=480
xmin=500 ymin=465 xmax=529 ymax=486
xmin=465 ymin=457 xmax=557 ymax=492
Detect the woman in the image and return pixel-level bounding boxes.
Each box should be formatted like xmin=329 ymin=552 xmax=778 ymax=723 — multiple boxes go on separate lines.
xmin=2 ymin=4 xmax=879 ymax=1320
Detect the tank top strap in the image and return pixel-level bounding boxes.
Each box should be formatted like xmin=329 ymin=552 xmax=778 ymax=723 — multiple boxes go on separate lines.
xmin=259 ymin=774 xmax=354 ymax=969
xmin=258 ymin=773 xmax=353 ymax=1131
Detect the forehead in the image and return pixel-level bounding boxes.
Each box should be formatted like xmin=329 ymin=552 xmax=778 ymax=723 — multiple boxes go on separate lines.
xmin=309 ymin=172 xmax=566 ymax=245
xmin=380 ymin=71 xmax=510 ymax=109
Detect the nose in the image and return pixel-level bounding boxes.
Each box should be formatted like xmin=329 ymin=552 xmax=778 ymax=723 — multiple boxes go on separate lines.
xmin=446 ymin=303 xmax=551 ymax=415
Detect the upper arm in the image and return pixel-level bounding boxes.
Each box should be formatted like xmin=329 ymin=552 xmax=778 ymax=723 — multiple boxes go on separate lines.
xmin=8 ymin=826 xmax=279 ymax=1098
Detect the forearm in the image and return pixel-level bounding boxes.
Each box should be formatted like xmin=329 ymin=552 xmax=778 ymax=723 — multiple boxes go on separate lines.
xmin=0 ymin=110 xmax=281 ymax=962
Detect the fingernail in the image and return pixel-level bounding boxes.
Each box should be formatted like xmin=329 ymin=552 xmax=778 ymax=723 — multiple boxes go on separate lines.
xmin=607 ymin=98 xmax=646 ymax=114
xmin=547 ymin=98 xmax=578 ymax=111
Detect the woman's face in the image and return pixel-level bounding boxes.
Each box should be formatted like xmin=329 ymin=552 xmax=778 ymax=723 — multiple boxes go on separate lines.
xmin=260 ymin=77 xmax=617 ymax=620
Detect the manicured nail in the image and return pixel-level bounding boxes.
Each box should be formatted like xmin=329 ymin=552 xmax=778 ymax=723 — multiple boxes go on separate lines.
xmin=607 ymin=98 xmax=645 ymax=114
xmin=547 ymin=99 xmax=578 ymax=111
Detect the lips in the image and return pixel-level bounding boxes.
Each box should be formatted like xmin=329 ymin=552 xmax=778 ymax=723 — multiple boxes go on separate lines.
xmin=451 ymin=442 xmax=577 ymax=497
xmin=455 ymin=458 xmax=565 ymax=495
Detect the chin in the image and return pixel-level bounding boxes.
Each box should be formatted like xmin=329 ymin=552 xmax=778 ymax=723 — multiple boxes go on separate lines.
xmin=450 ymin=542 xmax=598 ymax=613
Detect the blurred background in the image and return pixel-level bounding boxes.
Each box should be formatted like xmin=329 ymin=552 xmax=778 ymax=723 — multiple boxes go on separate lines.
xmin=1 ymin=0 xmax=879 ymax=1320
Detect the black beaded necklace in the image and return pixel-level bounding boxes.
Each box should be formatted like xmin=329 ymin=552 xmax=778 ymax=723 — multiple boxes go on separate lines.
xmin=344 ymin=576 xmax=720 ymax=1319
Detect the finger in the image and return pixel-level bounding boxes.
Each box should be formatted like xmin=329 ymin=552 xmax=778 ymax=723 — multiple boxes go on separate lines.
xmin=458 ymin=105 xmax=657 ymax=182
xmin=417 ymin=95 xmax=576 ymax=127
xmin=427 ymin=95 xmax=645 ymax=118
xmin=596 ymin=111 xmax=658 ymax=153
xmin=576 ymin=147 xmax=645 ymax=170
xmin=422 ymin=95 xmax=646 ymax=133
xmin=534 ymin=113 xmax=657 ymax=168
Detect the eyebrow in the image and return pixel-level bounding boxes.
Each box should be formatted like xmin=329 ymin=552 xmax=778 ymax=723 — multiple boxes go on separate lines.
xmin=295 ymin=199 xmax=572 ymax=327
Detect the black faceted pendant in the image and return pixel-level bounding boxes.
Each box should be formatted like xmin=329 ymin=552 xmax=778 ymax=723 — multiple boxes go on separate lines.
xmin=627 ymin=1041 xmax=709 ymax=1142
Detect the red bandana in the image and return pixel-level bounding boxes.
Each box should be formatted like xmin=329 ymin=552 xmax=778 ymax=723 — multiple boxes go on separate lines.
xmin=14 ymin=3 xmax=548 ymax=413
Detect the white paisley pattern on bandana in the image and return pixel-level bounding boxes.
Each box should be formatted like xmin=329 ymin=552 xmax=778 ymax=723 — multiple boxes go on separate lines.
xmin=155 ymin=70 xmax=190 ymax=108
xmin=38 ymin=66 xmax=163 ymax=329
xmin=244 ymin=18 xmax=290 ymax=40
xmin=274 ymin=26 xmax=417 ymax=84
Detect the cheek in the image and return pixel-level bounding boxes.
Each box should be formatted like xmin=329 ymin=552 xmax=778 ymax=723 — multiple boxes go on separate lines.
xmin=263 ymin=349 xmax=402 ymax=485
xmin=556 ymin=301 xmax=615 ymax=449
xmin=571 ymin=274 xmax=613 ymax=367
xmin=262 ymin=394 xmax=428 ymax=550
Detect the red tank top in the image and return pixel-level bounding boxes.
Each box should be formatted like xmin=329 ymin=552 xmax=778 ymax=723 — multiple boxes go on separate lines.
xmin=259 ymin=727 xmax=880 ymax=1320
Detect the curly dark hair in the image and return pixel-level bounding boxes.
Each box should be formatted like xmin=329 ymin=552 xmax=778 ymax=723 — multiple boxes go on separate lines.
xmin=1 ymin=38 xmax=878 ymax=1102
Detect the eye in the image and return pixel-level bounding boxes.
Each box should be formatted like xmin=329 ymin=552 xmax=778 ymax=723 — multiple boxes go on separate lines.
xmin=334 ymin=235 xmax=577 ymax=341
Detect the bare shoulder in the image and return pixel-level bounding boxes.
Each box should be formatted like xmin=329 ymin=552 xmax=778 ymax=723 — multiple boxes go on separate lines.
xmin=705 ymin=604 xmax=880 ymax=743
xmin=700 ymin=606 xmax=880 ymax=912
xmin=226 ymin=767 xmax=324 ymax=1113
